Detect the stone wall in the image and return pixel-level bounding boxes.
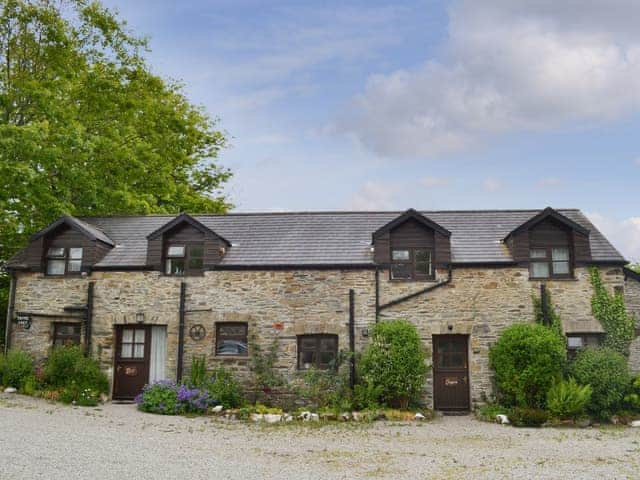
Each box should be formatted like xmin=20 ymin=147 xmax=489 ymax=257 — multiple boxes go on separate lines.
xmin=625 ymin=274 xmax=640 ymax=373
xmin=9 ymin=265 xmax=626 ymax=408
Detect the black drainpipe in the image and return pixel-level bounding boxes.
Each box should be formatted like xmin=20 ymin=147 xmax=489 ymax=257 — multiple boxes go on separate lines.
xmin=374 ymin=268 xmax=380 ymax=322
xmin=176 ymin=282 xmax=186 ymax=382
xmin=378 ymin=265 xmax=453 ymax=312
xmin=348 ymin=289 xmax=356 ymax=389
xmin=4 ymin=270 xmax=17 ymax=353
xmin=85 ymin=281 xmax=95 ymax=355
xmin=540 ymin=283 xmax=549 ymax=326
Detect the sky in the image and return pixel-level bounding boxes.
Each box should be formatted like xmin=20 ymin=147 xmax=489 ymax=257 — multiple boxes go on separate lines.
xmin=101 ymin=0 xmax=640 ymax=261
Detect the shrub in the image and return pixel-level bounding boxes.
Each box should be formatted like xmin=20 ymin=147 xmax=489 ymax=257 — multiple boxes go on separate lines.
xmin=546 ymin=378 xmax=592 ymax=421
xmin=569 ymin=347 xmax=630 ymax=419
xmin=187 ymin=355 xmax=208 ymax=388
xmin=352 ymin=382 xmax=382 ymax=411
xmin=43 ymin=346 xmax=109 ymax=396
xmin=489 ymin=323 xmax=566 ymax=408
xmin=136 ymin=381 xmax=218 ymax=415
xmin=0 ymin=349 xmax=35 ymax=390
xmin=510 ymin=407 xmax=549 ymax=427
xmin=205 ymin=367 xmax=244 ymax=409
xmin=475 ymin=403 xmax=512 ymax=423
xmin=359 ymin=320 xmax=427 ymax=409
xmin=623 ymin=377 xmax=640 ymax=412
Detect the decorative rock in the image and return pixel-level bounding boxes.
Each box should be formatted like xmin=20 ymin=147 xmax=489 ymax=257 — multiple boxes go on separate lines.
xmin=351 ymin=411 xmax=362 ymax=422
xmin=298 ymin=411 xmax=320 ymax=421
xmin=283 ymin=414 xmax=294 ymax=422
xmin=340 ymin=412 xmax=351 ymax=421
xmin=250 ymin=413 xmax=264 ymax=422
xmin=576 ymin=418 xmax=591 ymax=428
xmin=631 ymin=420 xmax=640 ymax=428
xmin=3 ymin=387 xmax=17 ymax=394
xmin=263 ymin=414 xmax=282 ymax=424
xmin=415 ymin=412 xmax=426 ymax=421
xmin=496 ymin=414 xmax=510 ymax=425
xmin=320 ymin=412 xmax=337 ymax=421
xmin=211 ymin=405 xmax=224 ymax=414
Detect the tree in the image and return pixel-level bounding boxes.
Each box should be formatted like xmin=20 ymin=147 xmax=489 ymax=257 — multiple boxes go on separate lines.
xmin=0 ymin=0 xmax=232 ymax=341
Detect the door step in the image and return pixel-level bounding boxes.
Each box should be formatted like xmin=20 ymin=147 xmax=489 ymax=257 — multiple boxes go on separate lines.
xmin=440 ymin=411 xmax=470 ymax=416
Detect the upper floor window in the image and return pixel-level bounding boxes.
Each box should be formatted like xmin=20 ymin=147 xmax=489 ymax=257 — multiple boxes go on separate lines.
xmin=165 ymin=244 xmax=204 ymax=276
xmin=46 ymin=247 xmax=83 ymax=275
xmin=529 ymin=246 xmax=571 ymax=279
xmin=391 ymin=248 xmax=433 ymax=280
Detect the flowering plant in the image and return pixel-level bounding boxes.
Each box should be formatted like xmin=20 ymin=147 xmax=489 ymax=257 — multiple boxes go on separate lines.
xmin=136 ymin=380 xmax=218 ymax=415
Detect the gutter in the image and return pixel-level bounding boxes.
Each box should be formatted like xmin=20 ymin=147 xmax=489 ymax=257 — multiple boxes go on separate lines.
xmin=378 ymin=265 xmax=453 ymax=313
xmin=4 ymin=270 xmax=16 ymax=353
xmin=85 ymin=282 xmax=95 ymax=355
xmin=176 ymin=282 xmax=186 ymax=382
xmin=348 ymin=289 xmax=355 ymax=389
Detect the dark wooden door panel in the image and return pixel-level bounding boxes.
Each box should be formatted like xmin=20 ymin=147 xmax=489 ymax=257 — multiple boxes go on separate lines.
xmin=113 ymin=325 xmax=151 ymax=400
xmin=433 ymin=335 xmax=470 ymax=411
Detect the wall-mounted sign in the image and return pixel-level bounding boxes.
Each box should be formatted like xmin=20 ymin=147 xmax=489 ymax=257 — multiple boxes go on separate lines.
xmin=189 ymin=324 xmax=206 ymax=341
xmin=14 ymin=314 xmax=32 ymax=330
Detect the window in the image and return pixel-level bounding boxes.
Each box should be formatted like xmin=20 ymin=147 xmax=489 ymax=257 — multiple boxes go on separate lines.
xmin=297 ymin=334 xmax=338 ymax=370
xmin=566 ymin=334 xmax=602 ymax=357
xmin=46 ymin=247 xmax=83 ymax=275
xmin=391 ymin=248 xmax=433 ymax=280
xmin=165 ymin=244 xmax=204 ymax=276
xmin=215 ymin=323 xmax=248 ymax=356
xmin=120 ymin=328 xmax=146 ymax=359
xmin=529 ymin=246 xmax=571 ymax=279
xmin=53 ymin=322 xmax=81 ymax=347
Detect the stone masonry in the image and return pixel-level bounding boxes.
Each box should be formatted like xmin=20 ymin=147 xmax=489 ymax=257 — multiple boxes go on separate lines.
xmin=625 ymin=273 xmax=640 ymax=373
xmin=10 ymin=266 xmax=627 ymax=408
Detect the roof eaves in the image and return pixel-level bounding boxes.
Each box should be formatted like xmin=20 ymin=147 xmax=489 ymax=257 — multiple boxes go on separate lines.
xmin=146 ymin=213 xmax=231 ymax=245
xmin=503 ymin=207 xmax=590 ymax=241
xmin=372 ymin=208 xmax=452 ymax=242
xmin=31 ymin=215 xmax=115 ymax=246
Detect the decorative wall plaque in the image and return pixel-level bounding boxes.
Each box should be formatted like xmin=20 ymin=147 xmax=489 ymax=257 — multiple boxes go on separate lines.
xmin=445 ymin=377 xmax=459 ymax=387
xmin=189 ymin=324 xmax=206 ymax=341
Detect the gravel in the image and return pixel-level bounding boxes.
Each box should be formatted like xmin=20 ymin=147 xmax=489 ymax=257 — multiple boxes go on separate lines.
xmin=0 ymin=394 xmax=638 ymax=479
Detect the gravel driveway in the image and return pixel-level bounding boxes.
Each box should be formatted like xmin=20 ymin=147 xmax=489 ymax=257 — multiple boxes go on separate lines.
xmin=0 ymin=394 xmax=638 ymax=480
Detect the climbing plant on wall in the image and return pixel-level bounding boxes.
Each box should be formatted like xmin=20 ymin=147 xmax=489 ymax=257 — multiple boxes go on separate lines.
xmin=532 ymin=289 xmax=563 ymax=338
xmin=590 ymin=267 xmax=634 ymax=356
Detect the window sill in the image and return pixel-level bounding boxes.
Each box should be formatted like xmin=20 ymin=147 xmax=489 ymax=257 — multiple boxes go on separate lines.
xmin=529 ymin=277 xmax=577 ymax=282
xmin=214 ymin=355 xmax=249 ymax=361
xmin=389 ymin=278 xmax=436 ymax=283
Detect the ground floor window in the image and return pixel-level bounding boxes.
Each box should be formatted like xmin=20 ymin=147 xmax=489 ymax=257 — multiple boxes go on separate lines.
xmin=566 ymin=333 xmax=603 ymax=358
xmin=297 ymin=334 xmax=338 ymax=370
xmin=53 ymin=322 xmax=81 ymax=347
xmin=215 ymin=323 xmax=248 ymax=356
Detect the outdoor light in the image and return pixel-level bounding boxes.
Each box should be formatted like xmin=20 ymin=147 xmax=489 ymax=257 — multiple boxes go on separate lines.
xmin=135 ymin=312 xmax=145 ymax=323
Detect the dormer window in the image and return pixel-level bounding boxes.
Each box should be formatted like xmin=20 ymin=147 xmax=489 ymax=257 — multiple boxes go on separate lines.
xmin=529 ymin=246 xmax=571 ymax=279
xmin=165 ymin=244 xmax=204 ymax=276
xmin=391 ymin=248 xmax=433 ymax=280
xmin=46 ymin=247 xmax=83 ymax=275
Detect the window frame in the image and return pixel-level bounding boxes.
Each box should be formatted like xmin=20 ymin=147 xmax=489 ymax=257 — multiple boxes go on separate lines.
xmin=566 ymin=333 xmax=603 ymax=357
xmin=390 ymin=247 xmax=434 ymax=281
xmin=297 ymin=334 xmax=339 ymax=371
xmin=45 ymin=246 xmax=84 ymax=276
xmin=52 ymin=322 xmax=82 ymax=347
xmin=528 ymin=245 xmax=573 ymax=280
xmin=215 ymin=322 xmax=248 ymax=357
xmin=164 ymin=242 xmax=205 ymax=276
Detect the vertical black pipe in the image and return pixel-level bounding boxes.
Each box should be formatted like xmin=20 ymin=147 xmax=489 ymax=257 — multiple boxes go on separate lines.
xmin=349 ymin=289 xmax=355 ymax=389
xmin=85 ymin=281 xmax=95 ymax=356
xmin=374 ymin=268 xmax=380 ymax=321
xmin=4 ymin=271 xmax=16 ymax=353
xmin=177 ymin=282 xmax=186 ymax=382
xmin=540 ymin=283 xmax=549 ymax=326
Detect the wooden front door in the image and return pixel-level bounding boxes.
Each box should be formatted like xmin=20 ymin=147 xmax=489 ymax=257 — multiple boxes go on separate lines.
xmin=433 ymin=335 xmax=470 ymax=411
xmin=113 ymin=325 xmax=151 ymax=400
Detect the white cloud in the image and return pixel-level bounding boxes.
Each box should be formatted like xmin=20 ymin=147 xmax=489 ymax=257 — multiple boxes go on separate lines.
xmin=635 ymin=157 xmax=640 ymax=166
xmin=420 ymin=176 xmax=451 ymax=188
xmin=348 ymin=181 xmax=397 ymax=211
xmin=483 ymin=178 xmax=504 ymax=192
xmin=340 ymin=0 xmax=640 ymax=157
xmin=586 ymin=212 xmax=640 ymax=261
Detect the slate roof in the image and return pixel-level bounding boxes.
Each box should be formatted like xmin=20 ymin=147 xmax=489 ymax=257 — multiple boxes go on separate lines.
xmin=51 ymin=208 xmax=625 ymax=268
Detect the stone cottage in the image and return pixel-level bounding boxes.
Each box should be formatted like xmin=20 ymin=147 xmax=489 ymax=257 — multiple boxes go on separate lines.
xmin=4 ymin=207 xmax=638 ymax=410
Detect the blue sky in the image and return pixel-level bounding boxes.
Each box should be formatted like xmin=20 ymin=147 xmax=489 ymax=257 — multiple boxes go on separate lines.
xmin=101 ymin=0 xmax=640 ymax=260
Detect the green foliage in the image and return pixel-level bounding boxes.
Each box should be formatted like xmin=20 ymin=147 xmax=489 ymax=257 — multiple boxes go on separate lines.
xmin=489 ymin=323 xmax=566 ymax=408
xmin=590 ymin=268 xmax=634 ymax=356
xmin=623 ymin=376 xmax=640 ymax=412
xmin=187 ymin=355 xmax=207 ymax=389
xmin=43 ymin=346 xmax=109 ymax=395
xmin=249 ymin=336 xmax=286 ymax=393
xmin=569 ymin=347 xmax=630 ymax=419
xmin=136 ymin=382 xmax=180 ymax=415
xmin=510 ymin=407 xmax=549 ymax=427
xmin=0 ymin=0 xmax=231 ymax=310
xmin=628 ymin=263 xmax=640 ymax=274
xmin=295 ymin=363 xmax=352 ymax=413
xmin=475 ymin=403 xmax=512 ymax=423
xmin=358 ymin=320 xmax=428 ymax=409
xmin=205 ymin=367 xmax=244 ymax=409
xmin=532 ymin=291 xmax=563 ymax=337
xmin=351 ymin=382 xmax=383 ymax=411
xmin=546 ymin=378 xmax=592 ymax=421
xmin=0 ymin=349 xmax=34 ymax=390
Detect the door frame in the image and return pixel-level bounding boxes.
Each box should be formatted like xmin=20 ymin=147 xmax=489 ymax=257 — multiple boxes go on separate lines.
xmin=112 ymin=324 xmax=152 ymax=400
xmin=432 ymin=334 xmax=471 ymax=411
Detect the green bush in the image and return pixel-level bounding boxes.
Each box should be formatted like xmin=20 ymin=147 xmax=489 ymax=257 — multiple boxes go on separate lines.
xmin=352 ymin=382 xmax=382 ymax=411
xmin=295 ymin=364 xmax=352 ymax=413
xmin=546 ymin=378 xmax=592 ymax=421
xmin=206 ymin=367 xmax=244 ymax=409
xmin=0 ymin=349 xmax=35 ymax=390
xmin=187 ymin=355 xmax=208 ymax=388
xmin=359 ymin=320 xmax=427 ymax=409
xmin=623 ymin=376 xmax=640 ymax=412
xmin=136 ymin=381 xmax=180 ymax=415
xmin=43 ymin=346 xmax=109 ymax=396
xmin=489 ymin=323 xmax=566 ymax=408
xmin=510 ymin=407 xmax=549 ymax=427
xmin=570 ymin=347 xmax=631 ymax=419
xmin=475 ymin=403 xmax=512 ymax=423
